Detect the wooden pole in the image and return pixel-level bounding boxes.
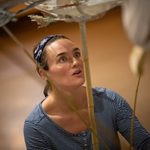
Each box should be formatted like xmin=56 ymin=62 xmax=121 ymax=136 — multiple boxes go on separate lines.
xmin=79 ymin=21 xmax=99 ymax=150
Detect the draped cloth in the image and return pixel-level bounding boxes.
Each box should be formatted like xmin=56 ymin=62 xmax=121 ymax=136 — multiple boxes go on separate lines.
xmin=122 ymin=0 xmax=150 ymax=49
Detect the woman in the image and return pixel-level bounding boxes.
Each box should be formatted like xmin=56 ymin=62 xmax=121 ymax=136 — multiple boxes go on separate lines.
xmin=24 ymin=34 xmax=150 ymax=150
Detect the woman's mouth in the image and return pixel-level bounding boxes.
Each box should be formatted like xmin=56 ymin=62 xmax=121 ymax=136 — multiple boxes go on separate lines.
xmin=72 ymin=70 xmax=82 ymax=76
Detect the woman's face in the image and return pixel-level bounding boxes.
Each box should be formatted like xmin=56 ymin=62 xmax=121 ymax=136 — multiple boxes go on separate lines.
xmin=45 ymin=38 xmax=85 ymax=90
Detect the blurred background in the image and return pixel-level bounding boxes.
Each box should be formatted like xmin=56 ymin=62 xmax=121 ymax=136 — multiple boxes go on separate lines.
xmin=0 ymin=6 xmax=150 ymax=150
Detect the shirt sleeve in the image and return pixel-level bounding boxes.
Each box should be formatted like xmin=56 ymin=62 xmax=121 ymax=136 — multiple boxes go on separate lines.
xmin=114 ymin=93 xmax=150 ymax=150
xmin=24 ymin=121 xmax=52 ymax=150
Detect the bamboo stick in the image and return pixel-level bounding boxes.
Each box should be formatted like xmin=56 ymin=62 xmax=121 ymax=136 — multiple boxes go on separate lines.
xmin=2 ymin=25 xmax=34 ymax=63
xmin=79 ymin=21 xmax=99 ymax=150
xmin=129 ymin=73 xmax=142 ymax=150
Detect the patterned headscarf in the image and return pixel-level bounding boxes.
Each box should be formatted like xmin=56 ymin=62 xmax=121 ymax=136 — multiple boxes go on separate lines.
xmin=34 ymin=35 xmax=56 ymax=64
xmin=34 ymin=34 xmax=67 ymax=64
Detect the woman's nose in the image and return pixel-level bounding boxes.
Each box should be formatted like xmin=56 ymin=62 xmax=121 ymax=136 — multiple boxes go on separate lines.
xmin=72 ymin=57 xmax=79 ymax=67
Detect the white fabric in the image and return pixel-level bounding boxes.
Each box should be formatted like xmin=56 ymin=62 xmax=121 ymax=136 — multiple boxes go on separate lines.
xmin=122 ymin=0 xmax=150 ymax=49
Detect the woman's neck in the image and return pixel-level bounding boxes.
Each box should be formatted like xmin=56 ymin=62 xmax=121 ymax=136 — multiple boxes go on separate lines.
xmin=42 ymin=86 xmax=87 ymax=115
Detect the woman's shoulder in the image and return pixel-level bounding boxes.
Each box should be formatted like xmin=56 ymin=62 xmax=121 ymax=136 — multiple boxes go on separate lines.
xmin=93 ymin=87 xmax=126 ymax=105
xmin=24 ymin=102 xmax=45 ymax=125
xmin=93 ymin=87 xmax=119 ymax=99
xmin=93 ymin=87 xmax=131 ymax=117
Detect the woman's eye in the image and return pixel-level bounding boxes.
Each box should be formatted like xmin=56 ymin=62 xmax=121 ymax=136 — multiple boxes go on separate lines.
xmin=74 ymin=52 xmax=81 ymax=58
xmin=58 ymin=56 xmax=68 ymax=63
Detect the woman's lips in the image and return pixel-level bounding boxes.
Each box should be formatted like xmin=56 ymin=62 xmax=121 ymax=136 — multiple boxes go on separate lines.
xmin=72 ymin=70 xmax=82 ymax=75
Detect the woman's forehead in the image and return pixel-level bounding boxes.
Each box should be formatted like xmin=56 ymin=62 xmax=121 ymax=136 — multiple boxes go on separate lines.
xmin=46 ymin=39 xmax=76 ymax=55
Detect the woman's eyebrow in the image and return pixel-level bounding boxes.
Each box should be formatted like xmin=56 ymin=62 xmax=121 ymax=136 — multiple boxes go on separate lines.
xmin=56 ymin=52 xmax=66 ymax=57
xmin=72 ymin=47 xmax=80 ymax=52
xmin=56 ymin=47 xmax=80 ymax=57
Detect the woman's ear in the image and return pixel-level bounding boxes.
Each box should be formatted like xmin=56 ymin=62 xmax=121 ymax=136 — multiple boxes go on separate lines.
xmin=37 ymin=67 xmax=48 ymax=81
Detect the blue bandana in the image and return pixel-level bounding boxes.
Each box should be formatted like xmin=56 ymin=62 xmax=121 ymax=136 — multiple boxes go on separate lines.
xmin=34 ymin=35 xmax=59 ymax=64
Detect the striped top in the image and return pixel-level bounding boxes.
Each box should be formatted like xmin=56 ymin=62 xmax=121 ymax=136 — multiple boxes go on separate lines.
xmin=24 ymin=87 xmax=150 ymax=150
